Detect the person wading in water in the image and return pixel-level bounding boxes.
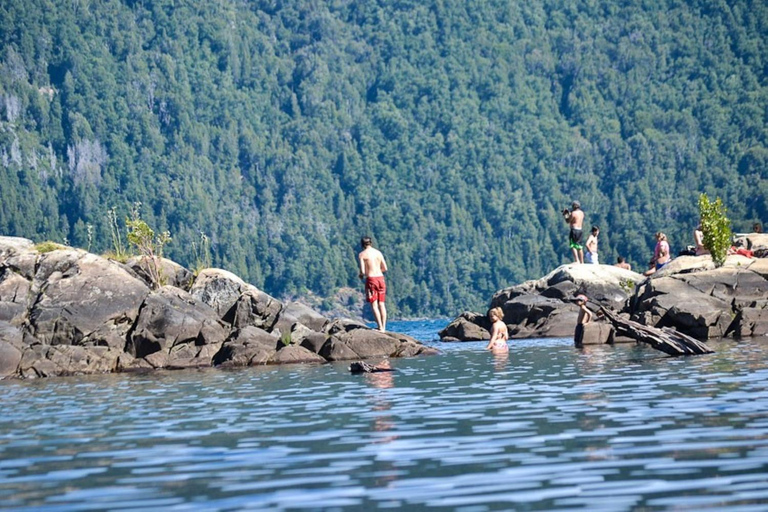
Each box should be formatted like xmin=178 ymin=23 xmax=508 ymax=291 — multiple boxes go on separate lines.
xmin=358 ymin=236 xmax=388 ymax=332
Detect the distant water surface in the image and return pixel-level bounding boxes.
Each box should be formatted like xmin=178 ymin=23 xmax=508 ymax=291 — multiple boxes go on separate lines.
xmin=2 ymin=320 xmax=768 ymax=511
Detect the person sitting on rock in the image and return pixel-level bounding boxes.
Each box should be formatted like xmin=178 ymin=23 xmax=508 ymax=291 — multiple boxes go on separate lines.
xmin=485 ymin=307 xmax=509 ymax=352
xmin=753 ymin=223 xmax=762 ymax=234
xmin=694 ymin=225 xmax=708 ymax=256
xmin=573 ymin=294 xmax=592 ymax=348
xmin=615 ymin=256 xmax=631 ymax=270
xmin=643 ymin=232 xmax=671 ymax=277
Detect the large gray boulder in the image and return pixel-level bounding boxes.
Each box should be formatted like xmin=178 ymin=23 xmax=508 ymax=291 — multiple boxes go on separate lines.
xmin=212 ymin=326 xmax=280 ymax=367
xmin=578 ymin=322 xmax=615 ymax=345
xmin=320 ymin=328 xmax=434 ymax=360
xmin=225 ymin=288 xmax=283 ymax=331
xmin=492 ymin=264 xmax=642 ymax=311
xmin=125 ymin=256 xmax=194 ymax=291
xmin=629 ymin=255 xmax=768 ymax=338
xmin=439 ymin=312 xmax=491 ymax=341
xmin=0 ymin=270 xmax=31 ymax=324
xmin=127 ymin=286 xmax=228 ymax=368
xmin=279 ymin=302 xmax=329 ymax=333
xmin=0 ymin=322 xmax=23 ymax=378
xmin=0 ymin=236 xmax=35 ymax=259
xmin=269 ymin=344 xmax=326 ymax=365
xmin=18 ymin=344 xmax=123 ymax=378
xmin=28 ymin=250 xmax=150 ymax=348
xmin=190 ymin=268 xmax=249 ymax=318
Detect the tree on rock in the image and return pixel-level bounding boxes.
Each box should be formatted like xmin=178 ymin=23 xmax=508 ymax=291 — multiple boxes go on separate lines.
xmin=699 ymin=194 xmax=732 ymax=267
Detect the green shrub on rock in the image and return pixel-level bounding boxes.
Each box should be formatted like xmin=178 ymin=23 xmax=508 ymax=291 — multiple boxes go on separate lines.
xmin=698 ymin=193 xmax=732 ymax=267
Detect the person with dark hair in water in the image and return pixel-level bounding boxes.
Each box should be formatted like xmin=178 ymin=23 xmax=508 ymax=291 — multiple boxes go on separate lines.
xmin=563 ymin=200 xmax=585 ymax=264
xmin=573 ymin=294 xmax=593 ymax=348
xmin=358 ymin=236 xmax=388 ymax=332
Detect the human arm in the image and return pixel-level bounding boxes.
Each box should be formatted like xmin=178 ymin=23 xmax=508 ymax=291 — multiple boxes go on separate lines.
xmin=485 ymin=323 xmax=500 ymax=350
xmin=358 ymin=254 xmax=365 ymax=280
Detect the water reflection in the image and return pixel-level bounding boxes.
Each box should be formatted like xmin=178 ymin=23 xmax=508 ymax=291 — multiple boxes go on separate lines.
xmin=2 ymin=327 xmax=768 ymax=511
xmin=491 ymin=348 xmax=509 ymax=372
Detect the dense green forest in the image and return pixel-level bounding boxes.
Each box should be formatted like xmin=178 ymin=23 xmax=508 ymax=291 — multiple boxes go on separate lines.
xmin=1 ymin=0 xmax=766 ymax=316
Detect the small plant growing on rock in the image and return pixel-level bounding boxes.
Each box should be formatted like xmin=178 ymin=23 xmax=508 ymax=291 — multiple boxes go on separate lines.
xmin=619 ymin=279 xmax=635 ymax=294
xmin=126 ymin=203 xmax=172 ymax=289
xmin=191 ymin=231 xmax=212 ymax=276
xmin=35 ymin=241 xmax=66 ymax=253
xmin=105 ymin=206 xmax=127 ymax=261
xmin=698 ymin=193 xmax=732 ymax=267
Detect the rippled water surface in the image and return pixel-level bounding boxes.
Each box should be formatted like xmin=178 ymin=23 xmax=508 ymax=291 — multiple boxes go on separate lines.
xmin=2 ymin=320 xmax=768 ymax=511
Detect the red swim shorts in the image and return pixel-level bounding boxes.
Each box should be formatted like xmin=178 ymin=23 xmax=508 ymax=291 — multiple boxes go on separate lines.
xmin=365 ymin=276 xmax=386 ymax=303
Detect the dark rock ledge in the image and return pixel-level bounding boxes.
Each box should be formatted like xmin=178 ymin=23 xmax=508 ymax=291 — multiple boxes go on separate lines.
xmin=0 ymin=236 xmax=436 ymax=380
xmin=441 ymin=250 xmax=768 ymax=345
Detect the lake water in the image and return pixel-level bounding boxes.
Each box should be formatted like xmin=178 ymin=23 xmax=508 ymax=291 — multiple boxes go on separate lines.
xmin=2 ymin=319 xmax=768 ymax=511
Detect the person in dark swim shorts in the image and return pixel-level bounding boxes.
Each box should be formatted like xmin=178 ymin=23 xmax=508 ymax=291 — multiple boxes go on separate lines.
xmin=569 ymin=227 xmax=583 ymax=250
xmin=563 ymin=200 xmax=585 ymax=264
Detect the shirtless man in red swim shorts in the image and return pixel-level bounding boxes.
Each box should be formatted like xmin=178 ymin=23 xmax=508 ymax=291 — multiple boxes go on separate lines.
xmin=358 ymin=236 xmax=388 ymax=332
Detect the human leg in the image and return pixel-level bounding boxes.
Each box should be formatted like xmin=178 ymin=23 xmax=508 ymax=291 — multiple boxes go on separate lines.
xmin=371 ymin=300 xmax=384 ymax=331
xmin=378 ymin=301 xmax=387 ymax=332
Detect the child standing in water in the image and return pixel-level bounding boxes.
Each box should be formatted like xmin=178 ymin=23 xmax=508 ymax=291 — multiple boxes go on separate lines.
xmin=485 ymin=307 xmax=509 ymax=352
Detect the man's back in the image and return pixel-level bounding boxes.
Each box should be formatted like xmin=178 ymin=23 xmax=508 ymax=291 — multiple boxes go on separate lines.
xmin=359 ymin=247 xmax=386 ymax=278
xmin=570 ymin=209 xmax=584 ymax=228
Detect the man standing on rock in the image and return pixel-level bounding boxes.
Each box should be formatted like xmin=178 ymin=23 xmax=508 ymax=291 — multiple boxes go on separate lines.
xmin=585 ymin=225 xmax=600 ymax=264
xmin=358 ymin=236 xmax=388 ymax=332
xmin=563 ymin=200 xmax=585 ymax=264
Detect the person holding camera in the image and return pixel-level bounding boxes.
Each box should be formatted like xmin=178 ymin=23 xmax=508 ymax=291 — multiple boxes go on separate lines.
xmin=563 ymin=200 xmax=585 ymax=264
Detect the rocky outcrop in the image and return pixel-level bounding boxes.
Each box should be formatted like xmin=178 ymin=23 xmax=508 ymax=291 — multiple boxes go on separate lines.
xmin=441 ymin=264 xmax=642 ymax=342
xmin=443 ymin=254 xmax=768 ymax=343
xmin=0 ymin=236 xmax=435 ymax=379
xmin=28 ymin=250 xmax=150 ymax=348
xmin=629 ymin=255 xmax=768 ymax=338
xmin=126 ymin=286 xmax=229 ymax=368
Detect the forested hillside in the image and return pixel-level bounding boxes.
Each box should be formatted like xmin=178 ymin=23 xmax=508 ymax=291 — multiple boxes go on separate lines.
xmin=1 ymin=0 xmax=766 ymax=316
